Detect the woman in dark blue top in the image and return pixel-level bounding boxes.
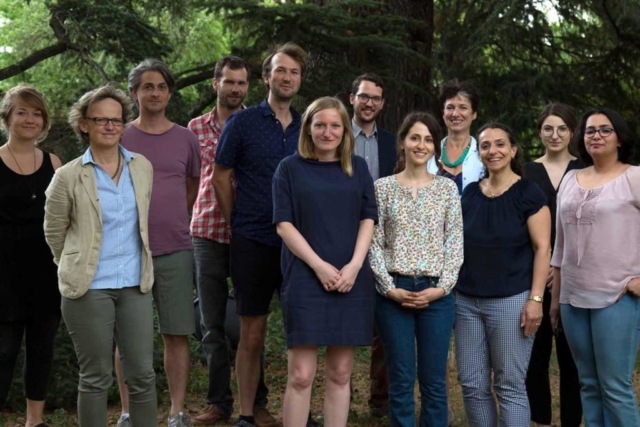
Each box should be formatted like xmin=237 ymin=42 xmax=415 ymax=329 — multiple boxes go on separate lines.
xmin=272 ymin=97 xmax=377 ymax=427
xmin=523 ymin=103 xmax=584 ymax=427
xmin=455 ymin=123 xmax=551 ymax=427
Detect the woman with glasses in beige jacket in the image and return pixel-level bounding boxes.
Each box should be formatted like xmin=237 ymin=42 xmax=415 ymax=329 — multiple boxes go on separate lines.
xmin=44 ymin=85 xmax=156 ymax=427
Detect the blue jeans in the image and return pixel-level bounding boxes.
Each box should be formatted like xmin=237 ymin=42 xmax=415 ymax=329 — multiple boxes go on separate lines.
xmin=561 ymin=294 xmax=640 ymax=427
xmin=375 ymin=275 xmax=454 ymax=427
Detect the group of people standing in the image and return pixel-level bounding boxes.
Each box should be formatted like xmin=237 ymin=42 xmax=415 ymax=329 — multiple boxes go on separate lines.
xmin=0 ymin=39 xmax=638 ymax=427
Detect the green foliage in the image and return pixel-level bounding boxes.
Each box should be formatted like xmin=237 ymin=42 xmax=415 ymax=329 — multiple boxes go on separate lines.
xmin=3 ymin=0 xmax=639 ymax=162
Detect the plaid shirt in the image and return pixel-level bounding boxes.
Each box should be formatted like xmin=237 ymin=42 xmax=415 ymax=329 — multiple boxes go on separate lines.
xmin=188 ymin=108 xmax=236 ymax=243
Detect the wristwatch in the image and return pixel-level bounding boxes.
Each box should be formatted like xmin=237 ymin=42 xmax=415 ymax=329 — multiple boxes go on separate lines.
xmin=528 ymin=295 xmax=543 ymax=303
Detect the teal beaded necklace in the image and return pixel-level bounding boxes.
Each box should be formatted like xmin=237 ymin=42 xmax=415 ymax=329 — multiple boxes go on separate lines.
xmin=441 ymin=138 xmax=471 ymax=168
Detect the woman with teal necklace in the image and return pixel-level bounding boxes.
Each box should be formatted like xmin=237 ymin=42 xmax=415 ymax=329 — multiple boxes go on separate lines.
xmin=426 ymin=79 xmax=484 ymax=426
xmin=427 ymin=80 xmax=484 ymax=194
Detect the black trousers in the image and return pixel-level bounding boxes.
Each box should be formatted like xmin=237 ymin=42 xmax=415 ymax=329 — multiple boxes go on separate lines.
xmin=526 ymin=289 xmax=582 ymax=426
xmin=0 ymin=314 xmax=60 ymax=405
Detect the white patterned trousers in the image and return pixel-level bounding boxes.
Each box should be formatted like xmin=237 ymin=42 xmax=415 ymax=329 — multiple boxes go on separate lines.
xmin=454 ymin=290 xmax=535 ymax=427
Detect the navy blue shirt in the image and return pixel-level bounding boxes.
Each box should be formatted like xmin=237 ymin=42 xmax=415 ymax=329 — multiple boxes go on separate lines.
xmin=216 ymin=99 xmax=301 ymax=246
xmin=456 ymin=178 xmax=547 ymax=298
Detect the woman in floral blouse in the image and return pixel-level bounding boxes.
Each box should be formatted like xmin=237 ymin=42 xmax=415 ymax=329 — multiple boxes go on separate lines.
xmin=369 ymin=112 xmax=463 ymax=427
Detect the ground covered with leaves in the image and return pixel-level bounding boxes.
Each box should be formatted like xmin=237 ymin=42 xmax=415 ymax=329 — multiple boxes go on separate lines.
xmin=2 ymin=302 xmax=639 ymax=426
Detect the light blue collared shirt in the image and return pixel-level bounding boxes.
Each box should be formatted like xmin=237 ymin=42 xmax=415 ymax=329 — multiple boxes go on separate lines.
xmin=82 ymin=146 xmax=142 ymax=290
xmin=352 ymin=120 xmax=380 ymax=181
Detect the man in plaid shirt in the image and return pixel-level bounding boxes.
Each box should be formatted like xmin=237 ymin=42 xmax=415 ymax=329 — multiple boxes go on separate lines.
xmin=189 ymin=56 xmax=260 ymax=426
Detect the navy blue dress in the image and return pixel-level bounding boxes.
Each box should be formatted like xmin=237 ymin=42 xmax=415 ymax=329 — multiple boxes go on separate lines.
xmin=272 ymin=153 xmax=378 ymax=347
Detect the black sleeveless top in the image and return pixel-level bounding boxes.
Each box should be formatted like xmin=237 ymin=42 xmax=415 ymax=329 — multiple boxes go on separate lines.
xmin=523 ymin=159 xmax=585 ymax=249
xmin=0 ymin=152 xmax=61 ymax=321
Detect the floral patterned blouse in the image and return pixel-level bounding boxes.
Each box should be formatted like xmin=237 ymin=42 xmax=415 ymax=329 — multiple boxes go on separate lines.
xmin=369 ymin=175 xmax=464 ymax=296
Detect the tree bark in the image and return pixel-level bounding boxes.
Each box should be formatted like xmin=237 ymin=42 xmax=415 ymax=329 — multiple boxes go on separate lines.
xmin=0 ymin=43 xmax=68 ymax=81
xmin=382 ymin=0 xmax=435 ymax=132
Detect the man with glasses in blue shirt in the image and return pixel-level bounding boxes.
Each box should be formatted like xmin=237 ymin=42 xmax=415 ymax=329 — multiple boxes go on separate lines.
xmin=349 ymin=73 xmax=396 ymax=417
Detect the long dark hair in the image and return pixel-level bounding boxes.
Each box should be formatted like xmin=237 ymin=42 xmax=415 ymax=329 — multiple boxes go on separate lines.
xmin=394 ymin=112 xmax=443 ymax=173
xmin=477 ymin=122 xmax=523 ymax=176
xmin=574 ymin=108 xmax=635 ymax=166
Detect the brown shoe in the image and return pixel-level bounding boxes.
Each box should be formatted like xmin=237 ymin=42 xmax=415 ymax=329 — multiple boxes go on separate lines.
xmin=253 ymin=407 xmax=281 ymax=427
xmin=192 ymin=405 xmax=230 ymax=426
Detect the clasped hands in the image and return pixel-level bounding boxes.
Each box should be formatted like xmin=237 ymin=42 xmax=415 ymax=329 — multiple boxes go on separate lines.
xmin=386 ymin=286 xmax=445 ymax=309
xmin=314 ymin=260 xmax=360 ymax=293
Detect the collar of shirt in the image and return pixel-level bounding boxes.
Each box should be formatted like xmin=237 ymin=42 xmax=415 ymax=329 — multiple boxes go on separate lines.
xmin=351 ymin=119 xmax=378 ymax=139
xmin=259 ymin=99 xmax=302 ymax=123
xmin=203 ymin=105 xmax=248 ymax=135
xmin=201 ymin=108 xmax=222 ymax=135
xmin=82 ymin=145 xmax=135 ymax=165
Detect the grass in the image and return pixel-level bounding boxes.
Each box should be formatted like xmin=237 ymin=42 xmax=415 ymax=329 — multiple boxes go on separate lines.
xmin=2 ymin=300 xmax=639 ymax=426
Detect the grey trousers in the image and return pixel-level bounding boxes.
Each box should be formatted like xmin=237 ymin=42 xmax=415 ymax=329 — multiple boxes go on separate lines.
xmin=62 ymin=287 xmax=157 ymax=427
xmin=454 ymin=291 xmax=535 ymax=427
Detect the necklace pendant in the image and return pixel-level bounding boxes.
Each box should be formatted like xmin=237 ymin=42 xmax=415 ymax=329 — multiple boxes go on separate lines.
xmin=31 ymin=193 xmax=36 ymax=200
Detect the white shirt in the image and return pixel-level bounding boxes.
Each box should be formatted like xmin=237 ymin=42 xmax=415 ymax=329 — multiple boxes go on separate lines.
xmin=427 ymin=136 xmax=484 ymax=191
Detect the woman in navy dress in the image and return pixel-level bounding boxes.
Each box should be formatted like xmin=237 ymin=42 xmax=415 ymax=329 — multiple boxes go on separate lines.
xmin=273 ymin=97 xmax=377 ymax=427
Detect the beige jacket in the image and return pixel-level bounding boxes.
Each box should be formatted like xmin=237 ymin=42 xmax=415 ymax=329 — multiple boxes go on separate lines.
xmin=44 ymin=152 xmax=154 ymax=299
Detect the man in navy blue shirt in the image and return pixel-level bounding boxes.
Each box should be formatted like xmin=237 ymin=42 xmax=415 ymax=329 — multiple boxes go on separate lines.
xmin=213 ymin=42 xmax=307 ymax=427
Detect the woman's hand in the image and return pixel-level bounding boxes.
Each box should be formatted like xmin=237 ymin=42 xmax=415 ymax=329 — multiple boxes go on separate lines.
xmin=386 ymin=288 xmax=415 ymax=305
xmin=333 ymin=262 xmax=361 ymax=293
xmin=402 ymin=287 xmax=445 ymax=309
xmin=624 ymin=277 xmax=640 ymax=297
xmin=546 ymin=266 xmax=554 ymax=288
xmin=521 ymin=300 xmax=543 ymax=337
xmin=313 ymin=261 xmax=340 ymax=292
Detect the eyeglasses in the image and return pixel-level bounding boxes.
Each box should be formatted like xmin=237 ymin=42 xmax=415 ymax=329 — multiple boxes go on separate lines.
xmin=85 ymin=117 xmax=124 ymax=127
xmin=541 ymin=125 xmax=570 ymax=137
xmin=584 ymin=127 xmax=615 ymax=138
xmin=356 ymin=93 xmax=383 ymax=104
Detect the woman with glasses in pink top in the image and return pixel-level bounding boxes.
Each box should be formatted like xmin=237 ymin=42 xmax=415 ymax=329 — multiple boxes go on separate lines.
xmin=551 ymin=107 xmax=640 ymax=427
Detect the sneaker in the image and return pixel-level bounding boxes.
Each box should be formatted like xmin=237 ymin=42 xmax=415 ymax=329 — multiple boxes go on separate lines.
xmin=116 ymin=414 xmax=132 ymax=427
xmin=192 ymin=405 xmax=230 ymax=425
xmin=306 ymin=413 xmax=323 ymax=427
xmin=253 ymin=407 xmax=280 ymax=427
xmin=233 ymin=421 xmax=254 ymax=427
xmin=168 ymin=412 xmax=192 ymax=427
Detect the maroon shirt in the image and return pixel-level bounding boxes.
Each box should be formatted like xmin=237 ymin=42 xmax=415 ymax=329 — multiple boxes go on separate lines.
xmin=122 ymin=124 xmax=200 ymax=256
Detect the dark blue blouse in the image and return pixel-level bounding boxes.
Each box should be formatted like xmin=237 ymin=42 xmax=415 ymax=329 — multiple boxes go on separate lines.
xmin=456 ymin=178 xmax=548 ymax=298
xmin=439 ymin=169 xmax=463 ymax=195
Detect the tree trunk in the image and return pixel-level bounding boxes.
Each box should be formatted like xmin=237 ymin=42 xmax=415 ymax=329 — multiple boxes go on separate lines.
xmin=382 ymin=0 xmax=435 ymax=132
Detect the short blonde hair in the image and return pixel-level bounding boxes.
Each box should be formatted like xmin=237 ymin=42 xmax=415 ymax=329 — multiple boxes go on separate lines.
xmin=0 ymin=84 xmax=51 ymax=143
xmin=68 ymin=85 xmax=133 ymax=144
xmin=298 ymin=97 xmax=354 ymax=177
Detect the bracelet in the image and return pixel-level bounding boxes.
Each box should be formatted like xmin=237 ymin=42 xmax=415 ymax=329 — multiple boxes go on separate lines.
xmin=528 ymin=295 xmax=543 ymax=303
